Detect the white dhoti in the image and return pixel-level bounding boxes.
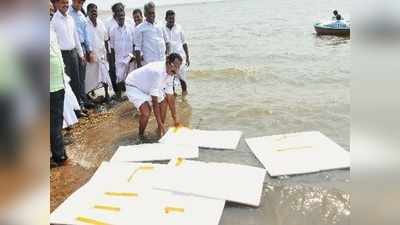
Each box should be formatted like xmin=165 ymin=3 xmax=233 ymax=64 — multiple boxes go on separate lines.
xmin=63 ymin=75 xmax=80 ymax=128
xmin=126 ymin=86 xmax=166 ymax=109
xmin=116 ymin=56 xmax=135 ymax=83
xmin=86 ymin=58 xmax=113 ymax=93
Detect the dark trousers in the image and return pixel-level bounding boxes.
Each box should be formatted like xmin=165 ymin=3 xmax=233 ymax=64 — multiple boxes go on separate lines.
xmin=50 ymin=89 xmax=66 ymax=160
xmin=107 ymin=52 xmax=118 ymax=93
xmin=61 ymin=49 xmax=83 ymax=105
xmin=78 ymin=56 xmax=87 ymax=100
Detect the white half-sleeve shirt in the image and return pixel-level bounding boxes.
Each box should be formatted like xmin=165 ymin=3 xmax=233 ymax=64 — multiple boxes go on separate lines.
xmin=125 ymin=61 xmax=174 ymax=97
xmin=163 ymin=23 xmax=186 ymax=60
xmin=109 ymin=23 xmax=135 ymax=63
xmin=87 ymin=19 xmax=108 ymax=60
xmin=134 ymin=20 xmax=168 ymax=64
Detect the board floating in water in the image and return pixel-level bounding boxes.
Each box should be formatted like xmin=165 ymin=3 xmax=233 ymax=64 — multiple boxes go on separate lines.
xmin=153 ymin=159 xmax=266 ymax=207
xmin=110 ymin=143 xmax=199 ymax=162
xmin=245 ymin=131 xmax=350 ymax=177
xmin=159 ymin=127 xmax=242 ymax=150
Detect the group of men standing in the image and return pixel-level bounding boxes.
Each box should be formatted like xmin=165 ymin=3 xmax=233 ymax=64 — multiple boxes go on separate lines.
xmin=50 ymin=0 xmax=190 ymax=167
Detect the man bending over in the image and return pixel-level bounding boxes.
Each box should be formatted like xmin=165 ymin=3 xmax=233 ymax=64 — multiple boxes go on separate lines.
xmin=125 ymin=53 xmax=182 ymax=139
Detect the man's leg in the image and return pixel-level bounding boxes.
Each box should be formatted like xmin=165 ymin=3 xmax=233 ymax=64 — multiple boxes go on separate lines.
xmin=61 ymin=51 xmax=82 ymax=105
xmin=179 ymin=79 xmax=188 ymax=96
xmin=50 ymin=89 xmax=67 ymax=163
xmin=160 ymin=99 xmax=168 ymax=124
xmin=103 ymin=83 xmax=110 ymax=102
xmin=138 ymin=102 xmax=151 ymax=138
xmin=107 ymin=53 xmax=118 ymax=96
xmin=78 ymin=57 xmax=86 ymax=102
xmin=78 ymin=56 xmax=95 ymax=108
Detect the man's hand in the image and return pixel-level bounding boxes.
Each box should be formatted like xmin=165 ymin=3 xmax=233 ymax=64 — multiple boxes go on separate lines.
xmin=89 ymin=53 xmax=96 ymax=63
xmin=174 ymin=121 xmax=181 ymax=128
xmin=80 ymin=56 xmax=86 ymax=64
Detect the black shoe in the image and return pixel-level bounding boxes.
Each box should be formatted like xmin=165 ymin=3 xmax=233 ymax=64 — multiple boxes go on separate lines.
xmin=104 ymin=95 xmax=111 ymax=103
xmin=84 ymin=100 xmax=96 ymax=109
xmin=75 ymin=110 xmax=88 ymax=118
xmin=64 ymin=136 xmax=73 ymax=146
xmin=50 ymin=155 xmax=68 ymax=168
xmin=120 ymin=95 xmax=128 ymax=102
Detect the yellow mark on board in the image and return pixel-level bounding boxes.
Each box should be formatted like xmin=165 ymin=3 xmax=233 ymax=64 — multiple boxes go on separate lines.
xmin=175 ymin=157 xmax=184 ymax=166
xmin=76 ymin=216 xmax=111 ymax=225
xmin=275 ymin=146 xmax=313 ymax=152
xmin=164 ymin=206 xmax=185 ymax=214
xmin=127 ymin=165 xmax=155 ymax=182
xmin=105 ymin=192 xmax=138 ymax=197
xmin=94 ymin=205 xmax=121 ymax=212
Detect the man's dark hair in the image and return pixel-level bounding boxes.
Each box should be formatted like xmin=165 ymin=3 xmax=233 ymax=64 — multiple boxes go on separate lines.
xmin=133 ymin=8 xmax=142 ymax=16
xmin=336 ymin=14 xmax=342 ymax=20
xmin=111 ymin=2 xmax=124 ymax=13
xmin=333 ymin=10 xmax=338 ymax=15
xmin=87 ymin=3 xmax=96 ymax=13
xmin=166 ymin=53 xmax=183 ymax=64
xmin=144 ymin=1 xmax=155 ymax=15
xmin=165 ymin=9 xmax=175 ymax=18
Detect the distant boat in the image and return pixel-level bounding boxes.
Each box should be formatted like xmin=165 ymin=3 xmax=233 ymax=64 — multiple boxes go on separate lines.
xmin=314 ymin=21 xmax=350 ymax=36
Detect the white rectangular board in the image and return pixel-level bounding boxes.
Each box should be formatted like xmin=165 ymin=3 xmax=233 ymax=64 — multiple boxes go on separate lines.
xmin=50 ymin=162 xmax=166 ymax=224
xmin=50 ymin=164 xmax=225 ymax=225
xmin=110 ymin=143 xmax=199 ymax=162
xmin=159 ymin=127 xmax=242 ymax=150
xmin=56 ymin=189 xmax=225 ymax=225
xmin=245 ymin=131 xmax=350 ymax=177
xmin=153 ymin=159 xmax=266 ymax=207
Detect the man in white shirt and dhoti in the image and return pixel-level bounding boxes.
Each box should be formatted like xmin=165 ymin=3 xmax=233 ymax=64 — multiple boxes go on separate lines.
xmin=125 ymin=53 xmax=182 ymax=140
xmin=164 ymin=9 xmax=191 ymax=96
xmin=109 ymin=5 xmax=135 ymax=99
xmin=134 ymin=2 xmax=170 ymax=68
xmin=85 ymin=3 xmax=113 ymax=102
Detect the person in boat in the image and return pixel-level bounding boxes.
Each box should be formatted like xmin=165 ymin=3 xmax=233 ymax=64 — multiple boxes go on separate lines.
xmin=332 ymin=10 xmax=344 ymax=21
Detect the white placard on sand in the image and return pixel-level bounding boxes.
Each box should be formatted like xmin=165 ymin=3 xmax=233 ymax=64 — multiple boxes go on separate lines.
xmin=154 ymin=159 xmax=266 ymax=207
xmin=245 ymin=131 xmax=350 ymax=177
xmin=51 ymin=162 xmax=225 ymax=225
xmin=110 ymin=143 xmax=199 ymax=162
xmin=159 ymin=127 xmax=242 ymax=150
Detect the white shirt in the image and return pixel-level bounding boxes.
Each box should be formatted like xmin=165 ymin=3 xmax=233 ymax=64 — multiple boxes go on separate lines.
xmin=105 ymin=17 xmax=135 ymax=38
xmin=87 ymin=19 xmax=108 ymax=60
xmin=125 ymin=61 xmax=174 ymax=97
xmin=163 ymin=23 xmax=186 ymax=60
xmin=134 ymin=20 xmax=168 ymax=64
xmin=109 ymin=23 xmax=134 ymax=63
xmin=50 ymin=11 xmax=83 ymax=57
